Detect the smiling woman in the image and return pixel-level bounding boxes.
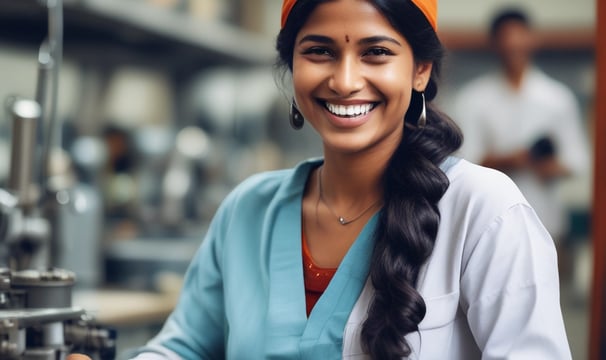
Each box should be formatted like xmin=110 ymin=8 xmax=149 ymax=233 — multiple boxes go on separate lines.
xmin=68 ymin=1 xmax=572 ymax=359
xmin=291 ymin=1 xmax=430 ymax=155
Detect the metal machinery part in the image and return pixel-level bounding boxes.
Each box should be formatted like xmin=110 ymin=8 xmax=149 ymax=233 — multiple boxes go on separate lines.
xmin=3 ymin=99 xmax=50 ymax=272
xmin=0 ymin=1 xmax=117 ymax=359
xmin=0 ymin=269 xmax=116 ymax=360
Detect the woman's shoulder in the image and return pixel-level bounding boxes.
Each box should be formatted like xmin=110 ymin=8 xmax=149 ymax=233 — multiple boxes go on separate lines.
xmin=442 ymin=158 xmax=528 ymax=214
xmin=223 ymin=158 xmax=320 ymax=209
xmin=233 ymin=168 xmax=294 ymax=198
xmin=436 ymin=159 xmax=549 ymax=275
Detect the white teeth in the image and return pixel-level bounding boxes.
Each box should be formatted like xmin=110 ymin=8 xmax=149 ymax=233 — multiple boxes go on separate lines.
xmin=325 ymin=102 xmax=374 ymax=117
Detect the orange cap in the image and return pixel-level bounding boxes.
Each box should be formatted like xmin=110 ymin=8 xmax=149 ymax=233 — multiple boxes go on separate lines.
xmin=281 ymin=0 xmax=438 ymax=31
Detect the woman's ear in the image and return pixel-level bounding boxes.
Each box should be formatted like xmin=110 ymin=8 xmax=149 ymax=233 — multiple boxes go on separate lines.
xmin=413 ymin=61 xmax=433 ymax=92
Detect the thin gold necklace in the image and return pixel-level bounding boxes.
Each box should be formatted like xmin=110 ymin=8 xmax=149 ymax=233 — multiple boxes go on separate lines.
xmin=317 ymin=166 xmax=381 ymax=225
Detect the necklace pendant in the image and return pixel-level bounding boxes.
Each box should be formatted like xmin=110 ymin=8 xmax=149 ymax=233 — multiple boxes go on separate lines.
xmin=338 ymin=217 xmax=347 ymax=225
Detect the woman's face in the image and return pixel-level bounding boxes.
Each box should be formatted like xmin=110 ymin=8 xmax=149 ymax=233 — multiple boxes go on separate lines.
xmin=292 ymin=0 xmax=432 ymax=156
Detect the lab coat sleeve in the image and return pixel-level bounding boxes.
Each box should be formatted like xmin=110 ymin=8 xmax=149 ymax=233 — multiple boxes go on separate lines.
xmin=131 ymin=190 xmax=236 ymax=359
xmin=459 ymin=203 xmax=571 ymax=359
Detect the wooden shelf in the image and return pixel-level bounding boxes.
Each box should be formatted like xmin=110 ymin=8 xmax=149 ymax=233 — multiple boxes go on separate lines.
xmin=0 ymin=0 xmax=274 ymax=70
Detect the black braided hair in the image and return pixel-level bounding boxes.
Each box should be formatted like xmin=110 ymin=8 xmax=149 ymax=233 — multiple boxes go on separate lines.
xmin=276 ymin=1 xmax=463 ymax=358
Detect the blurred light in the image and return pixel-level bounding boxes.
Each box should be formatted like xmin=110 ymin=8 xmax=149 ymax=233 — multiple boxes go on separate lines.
xmin=71 ymin=137 xmax=108 ymax=170
xmin=72 ymin=190 xmax=89 ymax=213
xmin=56 ymin=190 xmax=70 ymax=205
xmin=163 ymin=167 xmax=191 ymax=198
xmin=176 ymin=126 xmax=210 ymax=160
xmin=134 ymin=126 xmax=174 ymax=158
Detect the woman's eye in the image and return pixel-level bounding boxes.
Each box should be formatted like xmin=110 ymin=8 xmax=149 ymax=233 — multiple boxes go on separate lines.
xmin=302 ymin=47 xmax=334 ymax=57
xmin=364 ymin=47 xmax=393 ymax=57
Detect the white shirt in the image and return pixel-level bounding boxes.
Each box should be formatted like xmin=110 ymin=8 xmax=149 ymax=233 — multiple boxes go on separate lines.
xmin=453 ymin=68 xmax=589 ymax=238
xmin=343 ymin=159 xmax=571 ymax=359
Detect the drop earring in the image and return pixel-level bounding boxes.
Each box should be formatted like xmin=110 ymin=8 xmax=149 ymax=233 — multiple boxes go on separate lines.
xmin=405 ymin=90 xmax=427 ymax=130
xmin=417 ymin=92 xmax=426 ymax=129
xmin=290 ymin=101 xmax=304 ymax=130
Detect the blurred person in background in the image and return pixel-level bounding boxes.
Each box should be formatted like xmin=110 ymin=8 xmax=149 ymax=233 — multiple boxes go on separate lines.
xmin=71 ymin=0 xmax=571 ymax=358
xmin=453 ymin=8 xmax=590 ymax=246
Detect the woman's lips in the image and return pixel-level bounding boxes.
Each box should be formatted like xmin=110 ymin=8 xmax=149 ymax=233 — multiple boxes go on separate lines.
xmin=320 ymin=100 xmax=379 ymax=128
xmin=323 ymin=101 xmax=377 ymax=117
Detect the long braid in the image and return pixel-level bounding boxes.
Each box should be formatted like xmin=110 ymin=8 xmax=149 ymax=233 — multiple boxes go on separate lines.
xmin=361 ymin=100 xmax=461 ymax=358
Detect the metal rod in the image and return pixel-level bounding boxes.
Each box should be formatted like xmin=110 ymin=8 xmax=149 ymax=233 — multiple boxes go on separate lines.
xmin=34 ymin=41 xmax=52 ymax=188
xmin=40 ymin=0 xmax=64 ymax=196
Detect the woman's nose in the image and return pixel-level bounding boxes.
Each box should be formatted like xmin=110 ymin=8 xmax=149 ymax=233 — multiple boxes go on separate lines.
xmin=328 ymin=56 xmax=364 ymax=97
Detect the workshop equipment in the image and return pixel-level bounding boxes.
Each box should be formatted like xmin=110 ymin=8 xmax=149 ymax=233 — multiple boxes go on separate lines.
xmin=0 ymin=1 xmax=116 ymax=358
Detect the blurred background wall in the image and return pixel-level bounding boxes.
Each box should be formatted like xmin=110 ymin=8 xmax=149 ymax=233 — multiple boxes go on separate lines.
xmin=0 ymin=0 xmax=596 ymax=357
xmin=439 ymin=0 xmax=593 ymax=29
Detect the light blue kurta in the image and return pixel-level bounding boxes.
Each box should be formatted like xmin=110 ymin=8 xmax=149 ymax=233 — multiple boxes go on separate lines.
xmin=144 ymin=158 xmax=374 ymax=359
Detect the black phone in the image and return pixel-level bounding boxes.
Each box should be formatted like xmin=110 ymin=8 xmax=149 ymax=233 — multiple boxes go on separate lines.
xmin=529 ymin=136 xmax=556 ymax=162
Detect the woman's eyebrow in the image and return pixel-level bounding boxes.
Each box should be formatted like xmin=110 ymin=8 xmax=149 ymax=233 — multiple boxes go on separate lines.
xmin=298 ymin=34 xmax=334 ymax=45
xmin=358 ymin=36 xmax=402 ymax=46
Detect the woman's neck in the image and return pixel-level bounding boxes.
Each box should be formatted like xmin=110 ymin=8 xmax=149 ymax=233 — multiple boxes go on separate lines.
xmin=320 ymin=140 xmax=396 ymax=207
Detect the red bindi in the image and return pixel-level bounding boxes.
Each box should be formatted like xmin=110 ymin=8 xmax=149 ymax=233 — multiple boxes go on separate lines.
xmin=345 ymin=35 xmax=350 ymax=43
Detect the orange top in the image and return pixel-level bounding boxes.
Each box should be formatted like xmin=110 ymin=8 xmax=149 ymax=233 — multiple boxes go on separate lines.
xmin=302 ymin=232 xmax=337 ymax=316
xmin=281 ymin=0 xmax=438 ymax=31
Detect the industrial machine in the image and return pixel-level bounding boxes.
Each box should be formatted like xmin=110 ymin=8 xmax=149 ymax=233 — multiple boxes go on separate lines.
xmin=0 ymin=1 xmax=116 ymax=358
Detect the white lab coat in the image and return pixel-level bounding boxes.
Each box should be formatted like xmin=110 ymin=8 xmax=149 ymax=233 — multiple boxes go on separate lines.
xmin=343 ymin=159 xmax=571 ymax=359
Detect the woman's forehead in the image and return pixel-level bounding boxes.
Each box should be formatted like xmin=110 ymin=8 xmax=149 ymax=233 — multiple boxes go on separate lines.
xmin=296 ymin=0 xmax=402 ymax=42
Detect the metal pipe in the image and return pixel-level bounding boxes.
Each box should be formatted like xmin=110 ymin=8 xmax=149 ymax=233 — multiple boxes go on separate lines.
xmin=40 ymin=0 xmax=63 ymax=195
xmin=8 ymin=100 xmax=42 ymax=207
xmin=35 ymin=41 xmax=52 ymax=188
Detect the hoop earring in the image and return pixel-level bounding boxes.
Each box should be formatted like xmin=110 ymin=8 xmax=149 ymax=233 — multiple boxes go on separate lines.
xmin=418 ymin=92 xmax=427 ymax=129
xmin=290 ymin=101 xmax=304 ymax=130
